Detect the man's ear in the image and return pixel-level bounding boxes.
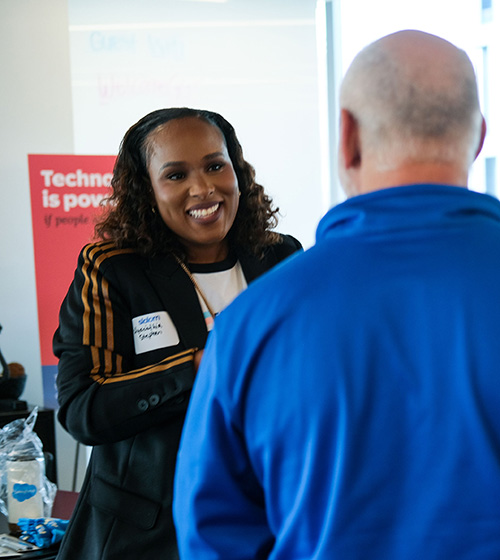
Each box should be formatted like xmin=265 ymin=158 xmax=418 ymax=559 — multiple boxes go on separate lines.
xmin=474 ymin=116 xmax=487 ymax=161
xmin=339 ymin=108 xmax=361 ymax=170
xmin=338 ymin=108 xmax=363 ymax=198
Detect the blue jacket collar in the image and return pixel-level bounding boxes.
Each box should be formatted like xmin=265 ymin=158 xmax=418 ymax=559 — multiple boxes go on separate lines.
xmin=316 ymin=184 xmax=500 ymax=242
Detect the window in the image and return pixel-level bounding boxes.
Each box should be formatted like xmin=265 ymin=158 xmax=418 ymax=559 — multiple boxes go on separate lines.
xmin=326 ymin=0 xmax=499 ymax=199
xmin=482 ymin=0 xmax=493 ymax=23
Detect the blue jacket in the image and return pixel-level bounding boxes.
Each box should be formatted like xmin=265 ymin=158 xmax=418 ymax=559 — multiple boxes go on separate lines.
xmin=174 ymin=185 xmax=500 ymax=559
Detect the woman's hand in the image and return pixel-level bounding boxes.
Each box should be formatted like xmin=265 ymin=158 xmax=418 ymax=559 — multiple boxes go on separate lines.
xmin=193 ymin=349 xmax=204 ymax=374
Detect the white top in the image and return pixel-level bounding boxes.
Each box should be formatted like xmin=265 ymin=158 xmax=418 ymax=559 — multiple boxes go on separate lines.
xmin=189 ymin=257 xmax=247 ymax=332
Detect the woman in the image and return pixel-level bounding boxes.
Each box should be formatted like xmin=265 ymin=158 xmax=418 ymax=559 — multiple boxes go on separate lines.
xmin=53 ymin=107 xmax=302 ymax=559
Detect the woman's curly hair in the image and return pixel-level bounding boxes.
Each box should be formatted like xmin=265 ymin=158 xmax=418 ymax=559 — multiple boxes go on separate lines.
xmin=95 ymin=107 xmax=281 ymax=259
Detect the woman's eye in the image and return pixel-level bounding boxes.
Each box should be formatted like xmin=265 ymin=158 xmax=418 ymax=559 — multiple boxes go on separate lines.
xmin=208 ymin=162 xmax=225 ymax=172
xmin=166 ymin=172 xmax=185 ymax=181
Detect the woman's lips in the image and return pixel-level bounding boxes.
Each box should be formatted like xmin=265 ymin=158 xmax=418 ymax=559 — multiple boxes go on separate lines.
xmin=187 ymin=202 xmax=221 ymax=220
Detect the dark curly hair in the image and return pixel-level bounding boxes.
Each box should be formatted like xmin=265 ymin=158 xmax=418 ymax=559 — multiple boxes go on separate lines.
xmin=95 ymin=107 xmax=281 ymax=259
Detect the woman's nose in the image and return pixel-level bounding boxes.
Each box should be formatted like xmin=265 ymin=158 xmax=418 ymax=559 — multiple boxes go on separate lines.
xmin=189 ymin=174 xmax=214 ymax=197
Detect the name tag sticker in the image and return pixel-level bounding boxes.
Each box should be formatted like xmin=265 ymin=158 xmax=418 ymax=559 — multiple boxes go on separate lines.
xmin=132 ymin=311 xmax=180 ymax=354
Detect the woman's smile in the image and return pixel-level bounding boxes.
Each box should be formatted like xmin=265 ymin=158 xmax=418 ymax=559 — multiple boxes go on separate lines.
xmin=187 ymin=201 xmax=222 ymax=221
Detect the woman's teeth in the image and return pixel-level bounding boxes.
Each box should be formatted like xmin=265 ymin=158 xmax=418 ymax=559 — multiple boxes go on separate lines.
xmin=189 ymin=203 xmax=220 ymax=219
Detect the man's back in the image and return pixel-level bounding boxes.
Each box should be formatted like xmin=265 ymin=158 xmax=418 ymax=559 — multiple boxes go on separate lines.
xmin=175 ymin=185 xmax=500 ymax=559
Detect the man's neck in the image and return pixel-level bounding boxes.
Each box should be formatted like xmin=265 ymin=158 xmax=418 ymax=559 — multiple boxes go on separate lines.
xmin=356 ymin=161 xmax=469 ymax=196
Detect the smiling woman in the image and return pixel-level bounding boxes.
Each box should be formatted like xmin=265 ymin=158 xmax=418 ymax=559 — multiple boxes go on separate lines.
xmin=147 ymin=116 xmax=240 ymax=263
xmin=52 ymin=107 xmax=302 ymax=560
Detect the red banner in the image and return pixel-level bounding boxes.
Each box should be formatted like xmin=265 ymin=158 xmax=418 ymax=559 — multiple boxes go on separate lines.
xmin=28 ymin=154 xmax=116 ymax=407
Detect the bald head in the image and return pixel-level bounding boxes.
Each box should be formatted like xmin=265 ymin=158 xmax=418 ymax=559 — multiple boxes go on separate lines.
xmin=338 ymin=30 xmax=485 ymax=195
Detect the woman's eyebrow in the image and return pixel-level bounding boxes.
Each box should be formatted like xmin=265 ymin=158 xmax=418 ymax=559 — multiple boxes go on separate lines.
xmin=203 ymin=152 xmax=225 ymax=161
xmin=159 ymin=160 xmax=184 ymax=172
xmin=159 ymin=152 xmax=225 ymax=172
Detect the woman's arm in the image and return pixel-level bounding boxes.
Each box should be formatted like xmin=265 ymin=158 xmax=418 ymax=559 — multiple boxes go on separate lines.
xmin=54 ymin=243 xmax=198 ymax=446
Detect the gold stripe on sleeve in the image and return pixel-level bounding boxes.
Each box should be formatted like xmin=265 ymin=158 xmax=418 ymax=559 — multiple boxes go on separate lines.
xmin=101 ymin=276 xmax=114 ymax=352
xmin=79 ymin=242 xmax=134 ymax=374
xmin=89 ymin=246 xmax=134 ymax=352
xmin=81 ymin=244 xmax=93 ymax=347
xmin=90 ymin=348 xmax=196 ymax=385
xmin=81 ymin=242 xmax=115 ymax=346
xmin=90 ymin=346 xmax=100 ymax=375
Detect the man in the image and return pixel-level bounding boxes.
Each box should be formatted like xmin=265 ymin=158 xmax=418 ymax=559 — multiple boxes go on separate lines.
xmin=173 ymin=30 xmax=500 ymax=559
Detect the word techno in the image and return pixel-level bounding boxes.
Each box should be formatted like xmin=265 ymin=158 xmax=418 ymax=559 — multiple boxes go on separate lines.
xmin=40 ymin=168 xmax=113 ymax=212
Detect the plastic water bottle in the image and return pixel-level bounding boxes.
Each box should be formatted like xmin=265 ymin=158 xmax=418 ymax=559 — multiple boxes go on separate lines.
xmin=6 ymin=437 xmax=45 ymax=532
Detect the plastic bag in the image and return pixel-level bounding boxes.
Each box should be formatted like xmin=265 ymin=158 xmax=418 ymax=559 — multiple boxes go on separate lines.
xmin=0 ymin=407 xmax=57 ymax=523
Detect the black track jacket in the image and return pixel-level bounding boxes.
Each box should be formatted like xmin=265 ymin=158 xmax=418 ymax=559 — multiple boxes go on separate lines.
xmin=53 ymin=235 xmax=302 ymax=560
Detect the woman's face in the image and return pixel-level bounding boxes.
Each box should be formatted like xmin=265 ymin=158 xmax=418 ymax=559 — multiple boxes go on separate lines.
xmin=147 ymin=117 xmax=240 ymax=263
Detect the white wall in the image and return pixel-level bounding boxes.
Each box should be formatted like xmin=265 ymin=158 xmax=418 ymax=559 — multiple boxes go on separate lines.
xmin=0 ymin=0 xmax=87 ymax=491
